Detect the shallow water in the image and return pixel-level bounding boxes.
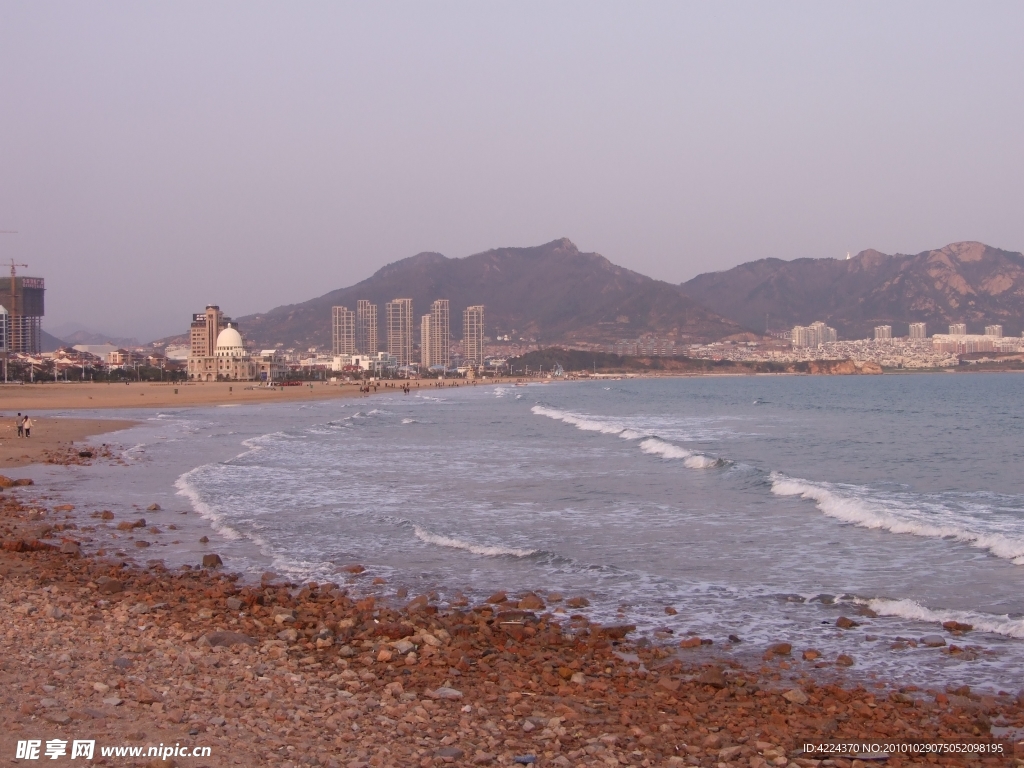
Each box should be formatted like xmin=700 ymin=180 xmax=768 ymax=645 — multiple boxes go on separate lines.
xmin=23 ymin=374 xmax=1024 ymax=691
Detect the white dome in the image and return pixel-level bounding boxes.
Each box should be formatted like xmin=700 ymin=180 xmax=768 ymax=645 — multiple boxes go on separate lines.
xmin=215 ymin=327 xmax=245 ymax=356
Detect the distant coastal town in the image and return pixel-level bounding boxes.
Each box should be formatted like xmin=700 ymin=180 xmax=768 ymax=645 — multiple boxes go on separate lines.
xmin=1 ymin=261 xmax=1022 ymax=382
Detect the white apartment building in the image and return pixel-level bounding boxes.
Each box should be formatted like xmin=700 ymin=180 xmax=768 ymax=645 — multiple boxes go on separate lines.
xmin=909 ymin=323 xmax=927 ymax=339
xmin=385 ymin=299 xmax=414 ymax=366
xmin=356 ymin=300 xmax=377 ymax=354
xmin=420 ymin=299 xmax=450 ymax=369
xmin=874 ymin=325 xmax=892 ymax=341
xmin=792 ymin=321 xmax=837 ymax=348
xmin=462 ymin=305 xmax=485 ymax=365
xmin=332 ymin=306 xmax=356 ymax=355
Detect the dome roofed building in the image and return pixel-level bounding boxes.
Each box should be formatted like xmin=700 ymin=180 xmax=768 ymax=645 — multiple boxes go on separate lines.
xmin=215 ymin=327 xmax=245 ymax=356
xmin=187 ymin=313 xmax=262 ymax=381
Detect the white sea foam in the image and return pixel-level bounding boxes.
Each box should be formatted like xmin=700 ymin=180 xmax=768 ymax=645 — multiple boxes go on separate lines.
xmin=174 ymin=470 xmax=243 ymax=541
xmin=771 ymin=473 xmax=1024 ymax=564
xmin=401 ymin=418 xmax=418 ymax=424
xmin=120 ymin=442 xmax=147 ymax=460
xmin=639 ymin=438 xmax=720 ymax=468
xmin=532 ymin=406 xmax=721 ymax=468
xmin=861 ymin=597 xmax=1024 ymax=639
xmin=531 ymin=405 xmax=638 ymax=438
xmin=413 ymin=526 xmax=535 ymax=557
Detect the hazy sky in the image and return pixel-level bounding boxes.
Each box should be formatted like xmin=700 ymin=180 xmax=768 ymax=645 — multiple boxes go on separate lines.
xmin=1 ymin=3 xmax=1022 ymax=341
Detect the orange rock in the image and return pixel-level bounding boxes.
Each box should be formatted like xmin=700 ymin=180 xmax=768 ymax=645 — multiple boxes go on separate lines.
xmin=517 ymin=593 xmax=545 ymax=610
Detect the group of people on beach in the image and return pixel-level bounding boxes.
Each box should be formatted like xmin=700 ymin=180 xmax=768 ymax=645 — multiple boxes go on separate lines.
xmin=14 ymin=413 xmax=33 ymax=438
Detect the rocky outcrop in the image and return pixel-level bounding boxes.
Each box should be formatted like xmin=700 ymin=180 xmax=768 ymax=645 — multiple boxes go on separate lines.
xmin=803 ymin=359 xmax=883 ymax=375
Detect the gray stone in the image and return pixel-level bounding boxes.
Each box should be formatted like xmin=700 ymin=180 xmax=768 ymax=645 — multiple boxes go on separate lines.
xmin=207 ymin=631 xmax=256 ymax=647
xmin=435 ymin=747 xmax=465 ymax=759
xmin=426 ymin=686 xmax=463 ymax=700
xmin=60 ymin=541 xmax=81 ymax=556
xmin=921 ymin=634 xmax=947 ymax=647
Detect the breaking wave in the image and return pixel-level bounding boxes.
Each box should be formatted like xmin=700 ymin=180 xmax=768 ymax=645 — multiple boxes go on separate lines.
xmin=531 ymin=405 xmax=636 ymax=437
xmin=532 ymin=405 xmax=722 ymax=468
xmin=175 ymin=469 xmax=243 ymax=542
xmin=862 ymin=598 xmax=1024 ymax=639
xmin=413 ymin=526 xmax=536 ymax=558
xmin=771 ymin=473 xmax=1024 ymax=565
xmin=638 ymin=438 xmax=723 ymax=468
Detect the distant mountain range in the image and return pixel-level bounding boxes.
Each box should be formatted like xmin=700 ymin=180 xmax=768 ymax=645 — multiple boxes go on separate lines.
xmin=233 ymin=238 xmax=744 ymax=349
xmin=150 ymin=238 xmax=1024 ymax=351
xmin=681 ymin=241 xmax=1024 ymax=338
xmin=42 ymin=322 xmax=140 ymax=351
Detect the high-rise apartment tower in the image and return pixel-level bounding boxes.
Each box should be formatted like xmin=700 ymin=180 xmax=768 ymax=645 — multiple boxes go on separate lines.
xmin=909 ymin=322 xmax=927 ymax=339
xmin=462 ymin=305 xmax=485 ymax=365
xmin=332 ymin=306 xmax=356 ymax=355
xmin=418 ymin=300 xmax=451 ymax=369
xmin=420 ymin=314 xmax=433 ymax=368
xmin=356 ymin=300 xmax=377 ymax=354
xmin=385 ymin=299 xmax=414 ymax=366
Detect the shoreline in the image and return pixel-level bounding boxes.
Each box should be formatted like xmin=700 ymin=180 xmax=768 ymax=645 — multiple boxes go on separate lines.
xmin=0 ymin=378 xmax=558 ymax=412
xmin=0 ymin=486 xmax=1022 ymax=767
xmin=0 ymin=415 xmax=139 ymax=468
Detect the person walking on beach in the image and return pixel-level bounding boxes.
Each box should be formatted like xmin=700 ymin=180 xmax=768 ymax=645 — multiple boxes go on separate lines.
xmin=22 ymin=415 xmax=32 ymax=438
xmin=16 ymin=413 xmax=23 ymax=438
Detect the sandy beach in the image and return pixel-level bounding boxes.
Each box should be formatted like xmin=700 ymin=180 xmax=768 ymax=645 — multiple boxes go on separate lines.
xmin=0 ymin=415 xmax=139 ymax=469
xmin=0 ymin=484 xmax=1021 ymax=768
xmin=0 ymin=379 xmax=535 ymax=412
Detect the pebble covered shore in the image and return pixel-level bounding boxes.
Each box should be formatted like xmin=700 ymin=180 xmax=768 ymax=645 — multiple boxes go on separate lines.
xmin=1 ymin=486 xmax=1023 ymax=768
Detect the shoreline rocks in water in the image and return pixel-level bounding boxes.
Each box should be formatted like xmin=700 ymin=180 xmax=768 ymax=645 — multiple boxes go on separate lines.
xmin=0 ymin=494 xmax=1022 ymax=767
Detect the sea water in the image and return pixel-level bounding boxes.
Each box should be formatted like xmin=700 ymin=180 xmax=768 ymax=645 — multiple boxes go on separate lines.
xmin=26 ymin=374 xmax=1024 ymax=691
